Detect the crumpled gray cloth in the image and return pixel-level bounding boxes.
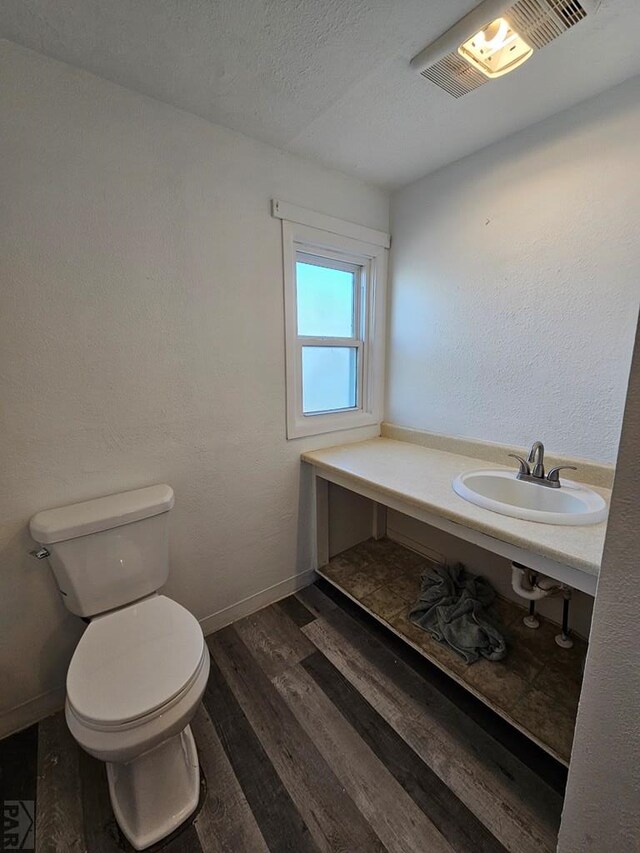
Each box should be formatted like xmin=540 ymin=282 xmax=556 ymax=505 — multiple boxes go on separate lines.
xmin=409 ymin=563 xmax=506 ymax=664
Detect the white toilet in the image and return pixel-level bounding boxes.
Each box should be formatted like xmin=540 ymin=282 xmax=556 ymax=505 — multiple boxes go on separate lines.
xmin=29 ymin=484 xmax=209 ymax=851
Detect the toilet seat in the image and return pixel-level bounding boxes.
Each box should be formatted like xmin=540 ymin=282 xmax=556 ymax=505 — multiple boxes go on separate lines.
xmin=67 ymin=595 xmax=205 ymax=729
xmin=69 ymin=648 xmax=209 ymax=733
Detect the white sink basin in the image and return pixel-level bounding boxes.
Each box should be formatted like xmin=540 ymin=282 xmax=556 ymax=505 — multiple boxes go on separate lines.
xmin=452 ymin=469 xmax=608 ymax=526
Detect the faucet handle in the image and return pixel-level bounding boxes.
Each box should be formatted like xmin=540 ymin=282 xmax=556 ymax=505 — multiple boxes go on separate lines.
xmin=508 ymin=454 xmax=531 ymax=476
xmin=546 ymin=465 xmax=577 ymax=486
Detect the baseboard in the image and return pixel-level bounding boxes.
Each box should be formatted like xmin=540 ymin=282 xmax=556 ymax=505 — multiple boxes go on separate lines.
xmin=0 ymin=686 xmax=66 ymax=741
xmin=199 ymin=569 xmax=317 ymax=637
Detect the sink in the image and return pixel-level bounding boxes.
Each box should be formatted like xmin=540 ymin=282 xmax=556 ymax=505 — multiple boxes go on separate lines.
xmin=452 ymin=469 xmax=608 ymax=526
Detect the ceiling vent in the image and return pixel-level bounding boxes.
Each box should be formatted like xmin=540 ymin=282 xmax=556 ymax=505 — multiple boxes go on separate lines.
xmin=411 ymin=0 xmax=600 ymax=98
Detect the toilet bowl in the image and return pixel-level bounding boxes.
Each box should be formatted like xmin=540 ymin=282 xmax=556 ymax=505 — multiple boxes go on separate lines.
xmin=65 ymin=594 xmax=210 ymax=850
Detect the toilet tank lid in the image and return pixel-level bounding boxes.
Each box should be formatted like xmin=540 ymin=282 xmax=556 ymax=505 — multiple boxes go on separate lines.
xmin=29 ymin=484 xmax=174 ymax=544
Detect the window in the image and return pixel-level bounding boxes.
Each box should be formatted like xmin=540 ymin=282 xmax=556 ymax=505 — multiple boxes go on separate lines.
xmin=274 ymin=201 xmax=388 ymax=439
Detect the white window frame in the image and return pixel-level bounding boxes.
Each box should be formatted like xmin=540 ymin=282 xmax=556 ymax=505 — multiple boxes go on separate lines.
xmin=275 ymin=202 xmax=388 ymax=440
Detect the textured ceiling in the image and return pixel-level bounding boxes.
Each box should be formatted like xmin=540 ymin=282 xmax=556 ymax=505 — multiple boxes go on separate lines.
xmin=2 ymin=0 xmax=639 ymax=188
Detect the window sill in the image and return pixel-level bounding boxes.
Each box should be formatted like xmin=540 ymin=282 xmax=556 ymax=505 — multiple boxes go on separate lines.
xmin=287 ymin=411 xmax=380 ymax=440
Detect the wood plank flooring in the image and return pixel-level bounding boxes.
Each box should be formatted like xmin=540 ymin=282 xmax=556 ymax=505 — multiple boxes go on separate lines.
xmin=0 ymin=583 xmax=566 ymax=852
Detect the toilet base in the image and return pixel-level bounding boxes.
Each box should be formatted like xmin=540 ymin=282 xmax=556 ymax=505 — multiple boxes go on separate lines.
xmin=106 ymin=724 xmax=199 ymax=850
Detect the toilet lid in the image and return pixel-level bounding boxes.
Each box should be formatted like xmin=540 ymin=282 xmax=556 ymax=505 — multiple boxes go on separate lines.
xmin=67 ymin=595 xmax=205 ymax=726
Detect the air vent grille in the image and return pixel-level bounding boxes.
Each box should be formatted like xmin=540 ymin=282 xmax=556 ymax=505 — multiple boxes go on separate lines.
xmin=421 ymin=54 xmax=488 ymax=98
xmin=419 ymin=0 xmax=589 ymax=98
xmin=507 ymin=0 xmax=587 ymax=50
xmin=554 ymin=0 xmax=588 ymax=26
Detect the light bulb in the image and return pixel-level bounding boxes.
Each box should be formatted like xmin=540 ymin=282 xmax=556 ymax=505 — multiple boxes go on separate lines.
xmin=481 ymin=18 xmax=510 ymax=51
xmin=458 ymin=17 xmax=533 ymax=79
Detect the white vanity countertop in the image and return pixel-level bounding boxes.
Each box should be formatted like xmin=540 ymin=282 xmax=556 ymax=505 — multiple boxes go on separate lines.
xmin=302 ymin=438 xmax=611 ymax=577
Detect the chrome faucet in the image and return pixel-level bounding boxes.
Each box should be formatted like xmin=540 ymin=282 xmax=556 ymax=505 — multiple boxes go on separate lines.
xmin=528 ymin=441 xmax=546 ymax=479
xmin=508 ymin=441 xmax=577 ymax=489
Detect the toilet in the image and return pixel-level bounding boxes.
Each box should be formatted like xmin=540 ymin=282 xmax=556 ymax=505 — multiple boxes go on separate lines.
xmin=29 ymin=485 xmax=209 ymax=851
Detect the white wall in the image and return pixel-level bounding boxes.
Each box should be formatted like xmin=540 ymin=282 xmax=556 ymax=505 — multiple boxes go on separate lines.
xmin=0 ymin=40 xmax=389 ymax=733
xmin=558 ymin=312 xmax=640 ymax=851
xmin=387 ymin=76 xmax=640 ymax=464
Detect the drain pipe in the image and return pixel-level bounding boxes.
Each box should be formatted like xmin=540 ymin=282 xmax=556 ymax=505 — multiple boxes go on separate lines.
xmin=556 ymin=588 xmax=574 ymax=649
xmin=511 ymin=562 xmax=574 ymax=649
xmin=511 ymin=563 xmax=561 ymax=600
xmin=525 ymin=599 xmax=539 ymax=630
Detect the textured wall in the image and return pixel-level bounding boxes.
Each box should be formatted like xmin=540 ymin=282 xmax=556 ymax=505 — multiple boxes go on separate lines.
xmin=387 ymin=76 xmax=640 ymax=463
xmin=0 ymin=41 xmax=388 ymax=731
xmin=558 ymin=313 xmax=640 ymax=850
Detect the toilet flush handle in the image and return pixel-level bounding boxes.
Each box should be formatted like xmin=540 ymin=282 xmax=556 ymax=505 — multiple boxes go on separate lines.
xmin=29 ymin=547 xmax=50 ymax=559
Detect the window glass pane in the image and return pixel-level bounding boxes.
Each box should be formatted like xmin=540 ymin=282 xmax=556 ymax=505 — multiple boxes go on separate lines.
xmin=302 ymin=347 xmax=357 ymax=414
xmin=296 ymin=260 xmax=355 ymax=337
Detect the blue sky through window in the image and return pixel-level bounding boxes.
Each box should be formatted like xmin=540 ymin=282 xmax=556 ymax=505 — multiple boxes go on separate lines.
xmin=296 ymin=261 xmax=354 ymax=337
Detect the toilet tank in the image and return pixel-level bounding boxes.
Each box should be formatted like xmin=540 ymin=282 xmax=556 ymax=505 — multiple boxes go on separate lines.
xmin=29 ymin=485 xmax=174 ymax=617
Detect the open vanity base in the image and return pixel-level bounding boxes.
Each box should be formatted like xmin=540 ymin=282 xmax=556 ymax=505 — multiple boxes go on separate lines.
xmin=318 ymin=536 xmax=586 ymax=765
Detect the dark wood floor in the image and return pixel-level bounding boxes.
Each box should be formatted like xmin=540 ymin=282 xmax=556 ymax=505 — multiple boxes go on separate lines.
xmin=0 ymin=583 xmax=566 ymax=853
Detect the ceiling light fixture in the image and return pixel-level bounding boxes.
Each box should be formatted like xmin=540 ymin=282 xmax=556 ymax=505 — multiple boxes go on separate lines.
xmin=411 ymin=0 xmax=600 ymax=98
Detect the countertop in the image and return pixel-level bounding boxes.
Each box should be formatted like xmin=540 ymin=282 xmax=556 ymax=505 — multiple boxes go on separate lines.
xmin=302 ymin=438 xmax=610 ymax=578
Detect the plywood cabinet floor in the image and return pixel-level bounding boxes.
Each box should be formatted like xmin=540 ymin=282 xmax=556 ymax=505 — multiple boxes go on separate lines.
xmin=318 ymin=537 xmax=586 ymax=765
